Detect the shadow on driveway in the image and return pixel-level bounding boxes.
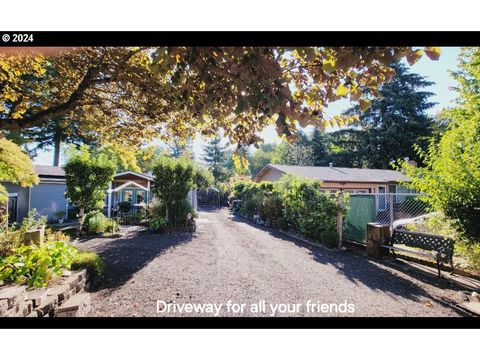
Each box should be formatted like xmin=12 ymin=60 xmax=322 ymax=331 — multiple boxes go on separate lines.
xmin=229 ymin=213 xmax=469 ymax=316
xmin=75 ymin=231 xmax=193 ymax=293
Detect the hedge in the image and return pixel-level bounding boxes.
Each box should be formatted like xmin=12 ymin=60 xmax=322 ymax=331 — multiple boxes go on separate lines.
xmin=230 ymin=175 xmax=342 ymax=247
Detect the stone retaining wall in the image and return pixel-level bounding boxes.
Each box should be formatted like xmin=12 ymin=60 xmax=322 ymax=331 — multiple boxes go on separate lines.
xmin=0 ymin=269 xmax=91 ymax=317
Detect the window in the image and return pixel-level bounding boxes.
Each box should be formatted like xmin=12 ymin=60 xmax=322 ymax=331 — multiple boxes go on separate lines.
xmin=377 ymin=185 xmax=387 ymax=211
xmin=345 ymin=189 xmax=369 ymax=194
xmin=123 ymin=190 xmax=133 ymax=203
xmin=136 ymin=190 xmax=146 ymax=204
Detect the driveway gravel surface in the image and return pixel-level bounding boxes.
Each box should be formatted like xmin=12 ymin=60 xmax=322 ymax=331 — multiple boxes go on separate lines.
xmin=76 ymin=207 xmax=466 ymax=317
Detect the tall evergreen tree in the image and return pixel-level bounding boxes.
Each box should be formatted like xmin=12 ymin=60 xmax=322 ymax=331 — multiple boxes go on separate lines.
xmin=249 ymin=143 xmax=278 ymax=177
xmin=6 ymin=115 xmax=89 ymax=166
xmin=273 ymin=131 xmax=315 ymax=166
xmin=202 ymin=134 xmax=229 ymax=183
xmin=333 ymin=62 xmax=436 ymax=168
xmin=166 ymin=137 xmax=193 ymax=159
xmin=309 ymin=128 xmax=330 ymax=166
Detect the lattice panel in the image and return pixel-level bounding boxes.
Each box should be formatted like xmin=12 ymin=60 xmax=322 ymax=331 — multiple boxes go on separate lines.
xmin=392 ymin=229 xmax=454 ymax=256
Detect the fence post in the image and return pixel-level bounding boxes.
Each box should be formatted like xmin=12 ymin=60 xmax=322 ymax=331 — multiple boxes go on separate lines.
xmin=366 ymin=222 xmax=390 ymax=259
xmin=389 ymin=193 xmax=394 ymax=227
xmin=337 ymin=191 xmax=344 ymax=249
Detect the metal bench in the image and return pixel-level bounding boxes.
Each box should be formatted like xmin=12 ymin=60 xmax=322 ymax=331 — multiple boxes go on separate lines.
xmin=381 ymin=229 xmax=454 ymax=277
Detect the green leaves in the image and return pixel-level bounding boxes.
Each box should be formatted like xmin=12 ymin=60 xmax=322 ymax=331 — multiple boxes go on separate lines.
xmin=0 ymin=138 xmax=39 ymax=202
xmin=402 ymin=48 xmax=480 ymax=243
xmin=0 ymin=241 xmax=77 ymax=288
xmin=64 ymin=145 xmax=116 ymax=219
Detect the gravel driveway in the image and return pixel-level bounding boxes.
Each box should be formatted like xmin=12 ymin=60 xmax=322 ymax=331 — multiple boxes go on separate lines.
xmin=76 ymin=207 xmax=465 ymax=317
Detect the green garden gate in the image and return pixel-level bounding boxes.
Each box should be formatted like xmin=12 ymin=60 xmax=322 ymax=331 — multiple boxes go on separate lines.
xmin=343 ymin=194 xmax=376 ymax=244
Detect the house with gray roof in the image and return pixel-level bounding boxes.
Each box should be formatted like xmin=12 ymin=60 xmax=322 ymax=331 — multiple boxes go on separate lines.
xmin=254 ymin=163 xmax=411 ymax=195
xmin=2 ymin=165 xmax=197 ymax=224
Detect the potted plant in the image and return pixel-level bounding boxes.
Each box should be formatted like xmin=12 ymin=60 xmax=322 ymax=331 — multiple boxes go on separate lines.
xmin=54 ymin=210 xmax=66 ymax=224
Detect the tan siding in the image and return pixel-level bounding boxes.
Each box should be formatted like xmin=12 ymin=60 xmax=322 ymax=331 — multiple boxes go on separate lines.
xmin=321 ymin=181 xmax=396 ymax=193
xmin=113 ymin=175 xmax=148 ymax=188
xmin=257 ymin=171 xmax=396 ymax=193
xmin=255 ymin=168 xmax=285 ymax=182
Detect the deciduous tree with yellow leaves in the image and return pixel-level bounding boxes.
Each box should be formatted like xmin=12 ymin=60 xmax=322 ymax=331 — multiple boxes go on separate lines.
xmin=1 ymin=47 xmax=441 ymax=165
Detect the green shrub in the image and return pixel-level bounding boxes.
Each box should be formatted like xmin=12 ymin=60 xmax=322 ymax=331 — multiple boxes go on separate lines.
xmin=118 ymin=201 xmax=132 ymax=214
xmin=405 ymin=213 xmax=458 ymax=238
xmin=276 ymin=175 xmax=338 ymax=239
xmin=150 ymin=216 xmax=168 ymax=233
xmin=83 ymin=210 xmax=109 ymax=234
xmin=277 ymin=217 xmax=289 ymax=231
xmin=149 ymin=198 xmax=193 ymax=228
xmin=0 ymin=230 xmax=24 ymax=256
xmin=456 ymin=241 xmax=480 ymax=272
xmin=261 ymin=193 xmax=283 ymax=222
xmin=234 ymin=182 xmax=271 ymax=218
xmin=45 ymin=228 xmax=71 ymax=242
xmin=151 ymin=157 xmax=196 ymax=227
xmin=230 ymin=175 xmax=340 ymax=242
xmin=0 ymin=241 xmax=78 ymax=288
xmin=0 ymin=209 xmax=48 ymax=256
xmin=240 ymin=195 xmax=259 ymax=217
xmin=230 ymin=180 xmax=252 ymax=200
xmin=122 ymin=212 xmax=143 ymax=222
xmin=320 ymin=230 xmax=339 ymax=248
xmin=71 ymin=251 xmax=104 ymax=280
xmin=18 ymin=208 xmax=47 ymax=232
xmin=105 ymin=219 xmax=119 ymax=233
xmin=169 ymin=199 xmax=194 ymax=227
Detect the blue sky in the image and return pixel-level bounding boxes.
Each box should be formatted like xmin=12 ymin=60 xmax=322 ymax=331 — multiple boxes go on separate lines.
xmin=255 ymin=47 xmax=461 ymax=145
xmin=34 ymin=47 xmax=462 ymax=165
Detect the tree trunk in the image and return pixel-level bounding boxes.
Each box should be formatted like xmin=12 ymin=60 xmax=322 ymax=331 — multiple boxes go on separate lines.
xmin=53 ymin=136 xmax=61 ymax=167
xmin=77 ymin=207 xmax=85 ymax=237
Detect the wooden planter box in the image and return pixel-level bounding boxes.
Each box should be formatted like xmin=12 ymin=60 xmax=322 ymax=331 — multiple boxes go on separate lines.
xmin=24 ymin=225 xmax=46 ymax=246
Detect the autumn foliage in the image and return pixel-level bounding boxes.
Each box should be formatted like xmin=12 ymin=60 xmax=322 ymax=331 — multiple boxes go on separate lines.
xmin=0 ymin=47 xmax=441 ymax=158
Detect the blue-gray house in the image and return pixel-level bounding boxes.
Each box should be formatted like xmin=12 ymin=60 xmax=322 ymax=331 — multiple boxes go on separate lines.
xmin=3 ymin=165 xmax=69 ymax=223
xmin=3 ymin=165 xmax=197 ymax=224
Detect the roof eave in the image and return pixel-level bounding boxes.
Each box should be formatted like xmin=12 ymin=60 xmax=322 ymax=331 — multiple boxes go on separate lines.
xmin=254 ymin=164 xmax=279 ymax=182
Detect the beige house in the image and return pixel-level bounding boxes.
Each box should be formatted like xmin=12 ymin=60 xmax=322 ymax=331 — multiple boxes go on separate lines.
xmin=254 ymin=164 xmax=411 ymax=194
